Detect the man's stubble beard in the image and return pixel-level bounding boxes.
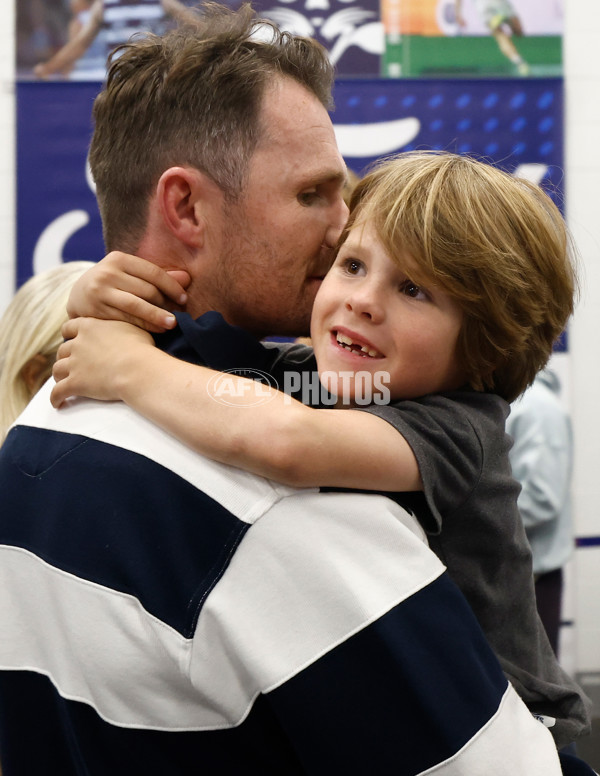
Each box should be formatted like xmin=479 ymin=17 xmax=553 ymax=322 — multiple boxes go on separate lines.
xmin=214 ymin=212 xmax=315 ymax=339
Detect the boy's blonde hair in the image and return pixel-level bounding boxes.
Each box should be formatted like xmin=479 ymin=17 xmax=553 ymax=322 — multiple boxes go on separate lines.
xmin=345 ymin=151 xmax=577 ymax=402
xmin=0 ymin=261 xmax=94 ymax=444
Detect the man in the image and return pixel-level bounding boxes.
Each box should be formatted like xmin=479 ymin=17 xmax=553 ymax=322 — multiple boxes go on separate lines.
xmin=0 ymin=4 xmax=591 ymax=773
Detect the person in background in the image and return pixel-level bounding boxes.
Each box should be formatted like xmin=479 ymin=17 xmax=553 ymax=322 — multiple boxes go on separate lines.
xmin=34 ymin=0 xmax=199 ymax=79
xmin=506 ymin=367 xmax=575 ymax=656
xmin=0 ymin=261 xmax=94 ymax=445
xmin=455 ymin=0 xmax=530 ymax=76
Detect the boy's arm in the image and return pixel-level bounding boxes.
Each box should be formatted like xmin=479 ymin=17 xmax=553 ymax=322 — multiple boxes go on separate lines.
xmin=51 ymin=318 xmax=421 ymax=493
xmin=66 ymin=252 xmax=190 ymax=333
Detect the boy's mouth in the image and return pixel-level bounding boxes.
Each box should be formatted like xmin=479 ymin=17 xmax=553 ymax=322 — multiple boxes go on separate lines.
xmin=334 ymin=331 xmax=383 ymax=359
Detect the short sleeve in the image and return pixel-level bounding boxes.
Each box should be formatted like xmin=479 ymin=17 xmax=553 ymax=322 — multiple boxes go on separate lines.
xmin=363 ymin=394 xmax=492 ymax=534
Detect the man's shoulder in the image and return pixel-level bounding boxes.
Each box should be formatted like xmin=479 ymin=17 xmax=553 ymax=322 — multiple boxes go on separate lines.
xmin=8 ymin=380 xmax=295 ymax=525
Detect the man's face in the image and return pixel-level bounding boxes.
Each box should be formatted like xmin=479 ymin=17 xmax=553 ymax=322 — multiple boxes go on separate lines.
xmin=201 ymin=77 xmax=348 ymax=338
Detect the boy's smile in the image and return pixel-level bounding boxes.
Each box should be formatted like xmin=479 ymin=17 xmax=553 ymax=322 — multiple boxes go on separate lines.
xmin=332 ymin=327 xmax=384 ymax=360
xmin=310 ymin=222 xmax=468 ymax=403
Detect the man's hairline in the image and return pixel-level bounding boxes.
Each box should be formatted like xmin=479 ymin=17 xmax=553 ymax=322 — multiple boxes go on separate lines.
xmin=113 ymin=74 xmax=338 ymax=247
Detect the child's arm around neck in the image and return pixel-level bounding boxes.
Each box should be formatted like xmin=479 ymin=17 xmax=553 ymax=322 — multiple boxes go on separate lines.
xmin=51 ymin=316 xmax=422 ymax=493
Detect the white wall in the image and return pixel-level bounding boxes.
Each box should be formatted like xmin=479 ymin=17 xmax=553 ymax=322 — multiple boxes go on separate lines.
xmin=564 ymin=1 xmax=600 ymax=676
xmin=0 ymin=1 xmax=597 ymax=674
xmin=0 ymin=0 xmax=15 ymax=314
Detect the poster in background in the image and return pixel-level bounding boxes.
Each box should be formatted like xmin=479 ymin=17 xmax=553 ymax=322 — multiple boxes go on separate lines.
xmin=242 ymin=0 xmax=383 ymax=76
xmin=16 ymin=0 xmax=383 ymax=80
xmin=16 ymin=0 xmax=195 ymax=81
xmin=382 ymin=0 xmax=563 ymax=78
xmin=17 ymin=77 xmax=564 ymax=287
xmin=16 ymin=0 xmax=563 ymax=80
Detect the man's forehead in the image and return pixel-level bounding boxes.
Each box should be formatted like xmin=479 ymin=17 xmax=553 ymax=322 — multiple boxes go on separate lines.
xmin=254 ymin=123 xmax=346 ymax=185
xmin=259 ymin=77 xmax=334 ymax=138
xmin=250 ymin=79 xmax=345 ymax=186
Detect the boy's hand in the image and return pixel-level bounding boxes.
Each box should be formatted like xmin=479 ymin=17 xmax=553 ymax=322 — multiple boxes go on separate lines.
xmin=67 ymin=252 xmax=191 ymax=333
xmin=51 ymin=317 xmax=155 ymax=408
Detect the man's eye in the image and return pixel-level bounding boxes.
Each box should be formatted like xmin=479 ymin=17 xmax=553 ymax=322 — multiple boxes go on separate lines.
xmin=298 ymin=191 xmax=320 ymax=206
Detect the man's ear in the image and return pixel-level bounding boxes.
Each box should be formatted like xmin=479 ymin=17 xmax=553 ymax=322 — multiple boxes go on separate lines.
xmin=156 ymin=167 xmax=222 ymax=249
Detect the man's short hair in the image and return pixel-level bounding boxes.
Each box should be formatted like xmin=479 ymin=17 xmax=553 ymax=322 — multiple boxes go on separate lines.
xmin=89 ymin=2 xmax=334 ymax=252
xmin=344 ymin=151 xmax=577 ymax=402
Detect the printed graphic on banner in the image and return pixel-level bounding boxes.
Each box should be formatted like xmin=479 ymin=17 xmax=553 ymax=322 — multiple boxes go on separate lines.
xmin=17 ymin=1 xmax=199 ymax=81
xmin=382 ymin=0 xmax=563 ymax=78
xmin=16 ymin=0 xmax=563 ymax=80
xmin=16 ymin=77 xmax=563 ymax=288
xmin=17 ymin=0 xmax=382 ymax=80
xmin=246 ymin=0 xmax=383 ymax=76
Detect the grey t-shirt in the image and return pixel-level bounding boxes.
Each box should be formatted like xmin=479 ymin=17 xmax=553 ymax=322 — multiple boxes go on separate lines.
xmin=366 ymin=390 xmax=589 ymax=748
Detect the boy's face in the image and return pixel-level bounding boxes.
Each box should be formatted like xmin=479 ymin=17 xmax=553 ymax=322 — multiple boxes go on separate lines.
xmin=310 ymin=222 xmax=467 ymax=403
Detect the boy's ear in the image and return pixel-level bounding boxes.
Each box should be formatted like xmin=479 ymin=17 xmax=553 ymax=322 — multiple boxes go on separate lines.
xmin=156 ymin=167 xmax=222 ymax=249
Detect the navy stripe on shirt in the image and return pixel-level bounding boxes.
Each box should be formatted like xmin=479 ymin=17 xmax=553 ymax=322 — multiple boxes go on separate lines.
xmin=0 ymin=425 xmax=249 ymax=637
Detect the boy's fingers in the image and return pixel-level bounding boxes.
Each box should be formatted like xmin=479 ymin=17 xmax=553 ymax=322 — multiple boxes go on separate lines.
xmin=55 ymin=340 xmax=72 ymax=362
xmin=104 ymin=293 xmax=177 ymax=332
xmin=52 ymin=357 xmax=69 ymax=385
xmin=121 ymin=268 xmax=186 ymax=306
xmin=104 ymin=253 xmax=189 ymax=304
xmin=165 ymin=269 xmax=191 ymax=295
xmin=100 ymin=273 xmax=184 ymax=312
xmin=61 ymin=318 xmax=80 ymax=341
xmin=50 ymin=378 xmax=70 ymax=408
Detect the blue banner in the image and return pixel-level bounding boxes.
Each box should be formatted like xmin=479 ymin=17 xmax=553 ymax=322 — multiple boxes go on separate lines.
xmin=333 ymin=78 xmax=563 ymax=195
xmin=17 ymin=82 xmax=104 ymax=287
xmin=16 ymin=77 xmax=563 ymax=288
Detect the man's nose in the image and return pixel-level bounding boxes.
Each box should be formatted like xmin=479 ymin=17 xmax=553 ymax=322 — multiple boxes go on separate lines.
xmin=325 ymin=196 xmax=349 ymax=249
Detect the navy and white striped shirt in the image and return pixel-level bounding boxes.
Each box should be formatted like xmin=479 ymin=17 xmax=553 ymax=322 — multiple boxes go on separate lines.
xmin=0 ymin=314 xmax=583 ymax=774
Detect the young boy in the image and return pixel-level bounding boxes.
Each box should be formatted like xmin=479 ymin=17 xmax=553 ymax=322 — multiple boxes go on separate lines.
xmin=52 ymin=151 xmax=589 ymax=747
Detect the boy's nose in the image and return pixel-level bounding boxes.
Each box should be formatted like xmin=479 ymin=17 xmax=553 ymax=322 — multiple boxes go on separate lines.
xmin=344 ymin=286 xmax=385 ymax=324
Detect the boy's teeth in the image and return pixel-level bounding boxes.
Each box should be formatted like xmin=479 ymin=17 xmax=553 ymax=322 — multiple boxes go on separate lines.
xmin=335 ymin=332 xmax=381 ymax=358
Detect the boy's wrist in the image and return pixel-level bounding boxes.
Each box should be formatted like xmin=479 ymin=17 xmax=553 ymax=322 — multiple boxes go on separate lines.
xmin=117 ymin=345 xmax=165 ymax=405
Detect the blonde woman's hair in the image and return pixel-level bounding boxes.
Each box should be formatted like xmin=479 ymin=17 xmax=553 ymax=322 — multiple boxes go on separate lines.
xmin=0 ymin=261 xmax=95 ymax=444
xmin=345 ymin=151 xmax=577 ymax=402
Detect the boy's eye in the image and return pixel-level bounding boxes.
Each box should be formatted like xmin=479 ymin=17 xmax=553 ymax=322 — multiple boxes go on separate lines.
xmin=343 ymin=259 xmax=364 ymax=275
xmin=400 ymin=280 xmax=426 ymax=300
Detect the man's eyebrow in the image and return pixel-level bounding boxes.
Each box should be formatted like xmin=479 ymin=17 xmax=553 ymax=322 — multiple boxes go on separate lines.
xmin=300 ymin=169 xmax=348 ymax=189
